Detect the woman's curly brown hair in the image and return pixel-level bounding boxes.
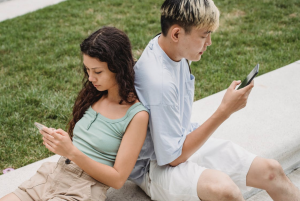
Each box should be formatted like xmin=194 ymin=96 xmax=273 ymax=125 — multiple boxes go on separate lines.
xmin=67 ymin=26 xmax=137 ymax=138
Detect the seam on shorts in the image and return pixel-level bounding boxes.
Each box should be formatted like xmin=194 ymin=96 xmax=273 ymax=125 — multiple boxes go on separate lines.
xmin=241 ymin=154 xmax=257 ymax=191
xmin=149 ymin=161 xmax=201 ymax=200
xmin=13 ymin=188 xmax=34 ymax=201
xmin=26 ymin=162 xmax=60 ymax=190
xmin=150 ymin=177 xmax=200 ymax=199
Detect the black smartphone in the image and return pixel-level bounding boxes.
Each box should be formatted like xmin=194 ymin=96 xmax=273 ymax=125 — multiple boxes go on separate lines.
xmin=237 ymin=64 xmax=259 ymax=90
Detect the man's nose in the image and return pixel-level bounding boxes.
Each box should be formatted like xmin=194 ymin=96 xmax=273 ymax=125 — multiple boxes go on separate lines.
xmin=206 ymin=34 xmax=212 ymax=46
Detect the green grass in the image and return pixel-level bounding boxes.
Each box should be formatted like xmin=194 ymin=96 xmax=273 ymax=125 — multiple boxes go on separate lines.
xmin=0 ymin=0 xmax=299 ymax=174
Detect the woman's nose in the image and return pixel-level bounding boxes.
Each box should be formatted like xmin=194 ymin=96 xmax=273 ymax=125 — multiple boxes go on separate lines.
xmin=88 ymin=74 xmax=96 ymax=82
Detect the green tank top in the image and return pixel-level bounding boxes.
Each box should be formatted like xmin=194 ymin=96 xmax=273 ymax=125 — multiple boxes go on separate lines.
xmin=72 ymin=102 xmax=148 ymax=167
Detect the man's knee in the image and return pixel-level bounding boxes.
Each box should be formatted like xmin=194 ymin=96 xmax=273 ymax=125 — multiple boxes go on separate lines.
xmin=209 ymin=181 xmax=241 ymax=200
xmin=264 ymin=159 xmax=285 ymax=181
xmin=198 ymin=170 xmax=242 ymax=201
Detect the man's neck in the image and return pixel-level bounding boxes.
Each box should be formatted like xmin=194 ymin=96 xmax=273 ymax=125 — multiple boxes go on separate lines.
xmin=158 ymin=35 xmax=182 ymax=62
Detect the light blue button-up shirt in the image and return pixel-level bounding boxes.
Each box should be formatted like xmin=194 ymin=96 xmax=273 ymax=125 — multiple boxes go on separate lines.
xmin=129 ymin=35 xmax=199 ymax=185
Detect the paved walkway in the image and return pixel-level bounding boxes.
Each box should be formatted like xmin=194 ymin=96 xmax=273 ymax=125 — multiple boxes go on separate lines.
xmin=0 ymin=0 xmax=65 ymax=22
xmin=0 ymin=0 xmax=11 ymax=3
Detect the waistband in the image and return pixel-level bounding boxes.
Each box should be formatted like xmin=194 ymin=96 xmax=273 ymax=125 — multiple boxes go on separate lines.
xmin=57 ymin=156 xmax=108 ymax=188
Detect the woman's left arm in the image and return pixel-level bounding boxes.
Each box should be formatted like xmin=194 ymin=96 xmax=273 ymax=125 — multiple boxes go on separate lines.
xmin=42 ymin=110 xmax=149 ymax=189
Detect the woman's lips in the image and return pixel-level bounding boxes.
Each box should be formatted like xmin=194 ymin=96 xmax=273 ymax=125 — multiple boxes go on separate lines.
xmin=200 ymin=52 xmax=203 ymax=55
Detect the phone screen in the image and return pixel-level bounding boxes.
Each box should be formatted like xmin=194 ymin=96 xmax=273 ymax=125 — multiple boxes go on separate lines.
xmin=237 ymin=64 xmax=259 ymax=90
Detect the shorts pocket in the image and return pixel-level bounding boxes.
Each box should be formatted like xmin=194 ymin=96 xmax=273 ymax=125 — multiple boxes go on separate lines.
xmin=65 ymin=179 xmax=108 ymax=201
xmin=19 ymin=162 xmax=58 ymax=190
xmin=90 ymin=182 xmax=109 ymax=201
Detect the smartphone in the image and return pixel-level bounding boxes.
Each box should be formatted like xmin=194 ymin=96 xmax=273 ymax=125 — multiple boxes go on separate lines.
xmin=237 ymin=64 xmax=259 ymax=90
xmin=34 ymin=122 xmax=47 ymax=131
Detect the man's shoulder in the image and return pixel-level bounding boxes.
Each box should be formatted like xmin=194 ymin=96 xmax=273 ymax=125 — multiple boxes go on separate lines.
xmin=135 ymin=47 xmax=162 ymax=72
xmin=134 ymin=44 xmax=164 ymax=86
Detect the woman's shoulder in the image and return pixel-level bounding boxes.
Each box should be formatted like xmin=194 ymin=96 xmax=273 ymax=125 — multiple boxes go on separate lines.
xmin=119 ymin=100 xmax=149 ymax=132
xmin=127 ymin=105 xmax=149 ymax=125
xmin=127 ymin=100 xmax=148 ymax=113
xmin=124 ymin=100 xmax=148 ymax=119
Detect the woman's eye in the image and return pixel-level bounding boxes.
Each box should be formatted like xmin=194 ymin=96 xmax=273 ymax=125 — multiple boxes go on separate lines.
xmin=95 ymin=71 xmax=102 ymax=74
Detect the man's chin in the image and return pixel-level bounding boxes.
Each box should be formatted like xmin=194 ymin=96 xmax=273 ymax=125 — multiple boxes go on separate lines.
xmin=188 ymin=55 xmax=202 ymax=62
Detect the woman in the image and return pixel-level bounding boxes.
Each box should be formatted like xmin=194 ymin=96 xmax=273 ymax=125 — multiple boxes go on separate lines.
xmin=0 ymin=26 xmax=149 ymax=201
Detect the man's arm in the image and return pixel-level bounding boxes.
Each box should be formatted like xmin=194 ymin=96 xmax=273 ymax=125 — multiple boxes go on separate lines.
xmin=169 ymin=80 xmax=254 ymax=166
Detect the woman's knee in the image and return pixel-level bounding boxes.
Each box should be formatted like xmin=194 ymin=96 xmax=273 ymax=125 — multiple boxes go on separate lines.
xmin=0 ymin=193 xmax=21 ymax=201
xmin=197 ymin=169 xmax=242 ymax=201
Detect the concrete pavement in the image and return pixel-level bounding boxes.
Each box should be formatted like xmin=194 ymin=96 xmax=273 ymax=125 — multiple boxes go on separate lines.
xmin=0 ymin=0 xmax=65 ymax=22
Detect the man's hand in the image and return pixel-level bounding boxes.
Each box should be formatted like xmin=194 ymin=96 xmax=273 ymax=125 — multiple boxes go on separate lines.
xmin=218 ymin=80 xmax=254 ymax=117
xmin=40 ymin=127 xmax=76 ymax=159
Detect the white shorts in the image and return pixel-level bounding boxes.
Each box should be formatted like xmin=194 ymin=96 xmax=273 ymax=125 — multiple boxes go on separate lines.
xmin=139 ymin=138 xmax=257 ymax=201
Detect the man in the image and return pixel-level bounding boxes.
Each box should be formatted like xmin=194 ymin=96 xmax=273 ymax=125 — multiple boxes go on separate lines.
xmin=129 ymin=0 xmax=300 ymax=200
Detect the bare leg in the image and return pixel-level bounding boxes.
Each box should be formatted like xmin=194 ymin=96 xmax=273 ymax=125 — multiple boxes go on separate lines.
xmin=246 ymin=157 xmax=300 ymax=201
xmin=197 ymin=169 xmax=245 ymax=201
xmin=0 ymin=193 xmax=21 ymax=201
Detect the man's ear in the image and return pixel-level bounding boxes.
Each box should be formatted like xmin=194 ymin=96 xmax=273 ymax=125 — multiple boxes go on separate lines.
xmin=170 ymin=26 xmax=182 ymax=43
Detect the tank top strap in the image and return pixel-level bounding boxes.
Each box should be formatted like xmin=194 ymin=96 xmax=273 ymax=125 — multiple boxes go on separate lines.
xmin=123 ymin=102 xmax=149 ymax=132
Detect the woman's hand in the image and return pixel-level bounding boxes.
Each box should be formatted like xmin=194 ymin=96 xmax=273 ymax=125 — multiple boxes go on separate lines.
xmin=40 ymin=127 xmax=76 ymax=159
xmin=218 ymin=80 xmax=254 ymax=117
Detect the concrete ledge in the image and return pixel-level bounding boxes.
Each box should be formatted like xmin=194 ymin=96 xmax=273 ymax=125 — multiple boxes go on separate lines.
xmin=191 ymin=60 xmax=300 ymax=198
xmin=1 ymin=60 xmax=299 ymax=200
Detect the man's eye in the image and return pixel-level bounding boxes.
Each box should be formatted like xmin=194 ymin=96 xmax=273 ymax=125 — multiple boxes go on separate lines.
xmin=95 ymin=71 xmax=102 ymax=74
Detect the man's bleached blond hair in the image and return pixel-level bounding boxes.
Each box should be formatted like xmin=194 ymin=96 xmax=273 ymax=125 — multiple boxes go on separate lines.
xmin=160 ymin=0 xmax=220 ymax=36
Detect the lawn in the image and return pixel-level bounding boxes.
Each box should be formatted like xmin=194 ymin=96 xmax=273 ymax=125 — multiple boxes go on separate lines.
xmin=0 ymin=0 xmax=299 ymax=174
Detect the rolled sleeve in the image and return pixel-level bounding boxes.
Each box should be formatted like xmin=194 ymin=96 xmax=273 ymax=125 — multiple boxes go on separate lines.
xmin=190 ymin=122 xmax=200 ymax=132
xmin=149 ymin=105 xmax=186 ymax=166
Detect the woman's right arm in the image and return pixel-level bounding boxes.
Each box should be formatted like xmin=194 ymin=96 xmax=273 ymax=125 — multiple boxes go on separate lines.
xmin=69 ymin=111 xmax=149 ymax=189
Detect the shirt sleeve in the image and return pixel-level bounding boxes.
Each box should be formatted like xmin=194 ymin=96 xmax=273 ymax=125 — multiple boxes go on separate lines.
xmin=148 ymin=104 xmax=187 ymax=166
xmin=190 ymin=122 xmax=200 ymax=132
